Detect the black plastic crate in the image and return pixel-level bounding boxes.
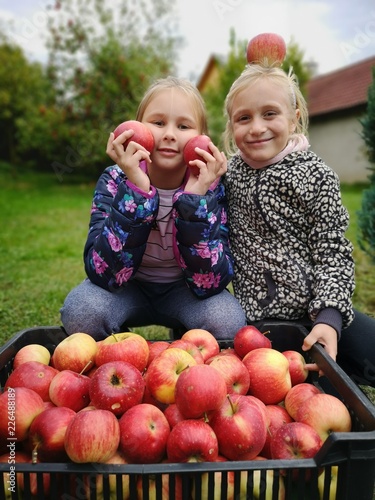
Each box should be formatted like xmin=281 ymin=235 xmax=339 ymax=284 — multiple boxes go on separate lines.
xmin=0 ymin=321 xmax=374 ymax=499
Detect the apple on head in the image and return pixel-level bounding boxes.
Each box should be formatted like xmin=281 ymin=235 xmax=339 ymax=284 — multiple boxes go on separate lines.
xmin=246 ymin=32 xmax=287 ymax=66
xmin=113 ymin=120 xmax=154 ymax=152
xmin=174 ymin=364 xmax=228 ymax=419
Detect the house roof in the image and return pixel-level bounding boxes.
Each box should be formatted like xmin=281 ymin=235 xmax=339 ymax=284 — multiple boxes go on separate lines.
xmin=307 ymin=55 xmax=375 ymax=117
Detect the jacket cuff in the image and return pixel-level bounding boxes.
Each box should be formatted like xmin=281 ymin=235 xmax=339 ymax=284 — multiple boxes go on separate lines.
xmin=313 ymin=308 xmax=342 ymax=340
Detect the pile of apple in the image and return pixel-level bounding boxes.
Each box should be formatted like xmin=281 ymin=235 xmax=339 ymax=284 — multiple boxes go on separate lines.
xmin=0 ymin=326 xmax=352 ymax=499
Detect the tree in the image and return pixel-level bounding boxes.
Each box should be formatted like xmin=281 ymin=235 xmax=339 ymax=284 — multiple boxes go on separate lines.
xmin=357 ymin=66 xmax=375 ymax=262
xmin=26 ymin=0 xmax=180 ymax=180
xmin=0 ymin=32 xmax=55 ymax=167
xmin=201 ymin=31 xmax=314 ymax=148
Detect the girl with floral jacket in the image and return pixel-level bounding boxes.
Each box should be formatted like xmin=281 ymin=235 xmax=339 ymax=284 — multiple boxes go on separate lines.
xmin=60 ymin=77 xmax=246 ymax=340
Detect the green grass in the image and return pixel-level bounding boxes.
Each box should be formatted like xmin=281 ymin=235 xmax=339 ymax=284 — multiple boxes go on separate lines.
xmin=0 ymin=167 xmax=374 ymax=346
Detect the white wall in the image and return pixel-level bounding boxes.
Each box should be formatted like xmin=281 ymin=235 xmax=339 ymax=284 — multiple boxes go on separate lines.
xmin=308 ymin=114 xmax=371 ymax=184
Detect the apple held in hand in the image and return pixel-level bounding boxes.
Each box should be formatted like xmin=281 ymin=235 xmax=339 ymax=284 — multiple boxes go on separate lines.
xmin=284 ymin=382 xmax=322 ymax=420
xmin=180 ymin=328 xmax=220 ymax=362
xmin=49 ymin=369 xmax=91 ymax=412
xmin=242 ymin=348 xmax=292 ymax=404
xmin=206 ymin=353 xmax=250 ymax=395
xmin=118 ymin=403 xmax=170 ymax=463
xmin=246 ymin=32 xmax=287 ymax=66
xmin=5 ymin=361 xmax=59 ymax=402
xmin=295 ymin=393 xmax=352 ymax=442
xmin=13 ymin=344 xmax=51 ymax=368
xmin=208 ymin=393 xmax=267 ymax=461
xmin=183 ymin=135 xmax=212 ymax=176
xmin=95 ymin=332 xmax=149 ymax=373
xmin=52 ymin=332 xmax=98 ymax=373
xmin=282 ymin=350 xmax=309 ymax=386
xmin=89 ymin=360 xmax=145 ymax=416
xmin=0 ymin=387 xmax=45 ymax=442
xmin=113 ymin=120 xmax=154 ymax=152
xmin=166 ymin=419 xmax=219 ymax=463
xmin=233 ymin=325 xmax=271 ymax=359
xmin=145 ymin=347 xmax=197 ymax=404
xmin=28 ymin=406 xmax=76 ymax=462
xmin=174 ymin=364 xmax=227 ymax=419
xmin=64 ymin=408 xmax=120 ymax=463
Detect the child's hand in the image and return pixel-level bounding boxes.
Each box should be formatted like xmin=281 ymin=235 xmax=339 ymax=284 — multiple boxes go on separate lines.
xmin=184 ymin=142 xmax=227 ymax=194
xmin=302 ymin=323 xmax=338 ymax=375
xmin=106 ymin=131 xmax=151 ymax=192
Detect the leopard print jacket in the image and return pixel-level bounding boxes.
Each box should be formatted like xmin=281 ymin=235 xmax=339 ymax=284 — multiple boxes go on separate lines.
xmin=224 ymin=150 xmax=355 ymax=329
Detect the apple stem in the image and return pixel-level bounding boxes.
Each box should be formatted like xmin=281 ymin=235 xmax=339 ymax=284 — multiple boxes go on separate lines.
xmin=80 ymin=360 xmax=93 ymax=375
xmin=176 ymin=364 xmax=190 ymax=375
xmin=111 ymin=332 xmax=118 ymax=342
xmin=227 ymin=394 xmax=235 ymax=413
xmin=32 ymin=445 xmax=38 ymax=464
xmin=262 ymin=330 xmax=271 ymax=336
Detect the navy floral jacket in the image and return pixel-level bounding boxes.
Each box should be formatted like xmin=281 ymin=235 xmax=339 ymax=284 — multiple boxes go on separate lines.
xmin=84 ymin=165 xmax=234 ymax=298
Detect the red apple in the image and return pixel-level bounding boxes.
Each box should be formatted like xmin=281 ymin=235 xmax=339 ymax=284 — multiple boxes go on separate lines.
xmin=118 ymin=403 xmax=170 ymax=463
xmin=141 ymin=381 xmax=168 ymax=412
xmin=83 ymin=451 xmax=130 ymax=499
xmin=180 ymin=328 xmax=219 ymax=362
xmin=52 ymin=332 xmax=98 ymax=373
xmin=95 ymin=332 xmax=149 ymax=373
xmin=5 ymin=361 xmax=58 ymax=402
xmin=270 ymin=421 xmax=323 ymax=460
xmin=282 ymin=350 xmax=309 ymax=386
xmin=48 ymin=369 xmax=91 ymax=412
xmin=168 ymin=339 xmax=205 ymax=364
xmin=13 ymin=344 xmax=51 ymax=368
xmin=246 ymin=32 xmax=287 ymax=66
xmin=242 ymin=348 xmax=292 ymax=404
xmin=145 ymin=347 xmax=197 ymax=404
xmin=174 ymin=364 xmax=227 ymax=419
xmin=233 ymin=325 xmax=272 ymax=359
xmin=295 ymin=393 xmax=352 ymax=442
xmin=166 ymin=420 xmax=219 ymax=463
xmin=163 ymin=403 xmax=186 ymax=428
xmin=208 ymin=394 xmax=267 ymax=461
xmin=28 ymin=406 xmax=76 ymax=462
xmin=261 ymin=404 xmax=294 ymax=459
xmin=0 ymin=387 xmax=45 ymax=442
xmin=89 ymin=360 xmax=145 ymax=416
xmin=284 ymin=382 xmax=322 ymax=420
xmin=113 ymin=120 xmax=154 ymax=151
xmin=206 ymin=353 xmax=250 ymax=395
xmin=147 ymin=340 xmax=170 ymax=367
xmin=183 ymin=134 xmax=212 ymax=176
xmin=64 ymin=408 xmax=120 ymax=463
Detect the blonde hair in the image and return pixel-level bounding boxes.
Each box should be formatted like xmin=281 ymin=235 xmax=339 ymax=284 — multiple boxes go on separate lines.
xmin=136 ymin=76 xmax=208 ymax=135
xmin=223 ymin=64 xmax=309 ymax=156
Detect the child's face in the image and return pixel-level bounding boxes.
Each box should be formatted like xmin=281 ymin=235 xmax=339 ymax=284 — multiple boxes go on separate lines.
xmin=142 ymin=88 xmax=201 ymax=172
xmin=231 ymin=79 xmax=298 ymax=165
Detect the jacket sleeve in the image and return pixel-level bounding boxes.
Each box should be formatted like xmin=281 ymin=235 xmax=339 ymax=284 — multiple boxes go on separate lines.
xmin=306 ymin=164 xmax=355 ymax=328
xmin=172 ymin=180 xmax=234 ymax=298
xmin=83 ymin=166 xmax=159 ymax=292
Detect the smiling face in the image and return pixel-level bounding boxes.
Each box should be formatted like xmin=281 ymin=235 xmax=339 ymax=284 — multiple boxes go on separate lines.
xmin=141 ymin=88 xmax=201 ymax=187
xmin=231 ymin=78 xmax=299 ymax=166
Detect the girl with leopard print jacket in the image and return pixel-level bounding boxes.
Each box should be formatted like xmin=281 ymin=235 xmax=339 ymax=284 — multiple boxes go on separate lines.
xmin=222 ymin=63 xmax=375 ymax=387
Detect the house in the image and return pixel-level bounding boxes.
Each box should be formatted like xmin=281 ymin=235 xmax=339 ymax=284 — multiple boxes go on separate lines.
xmin=197 ymin=55 xmax=375 ymax=184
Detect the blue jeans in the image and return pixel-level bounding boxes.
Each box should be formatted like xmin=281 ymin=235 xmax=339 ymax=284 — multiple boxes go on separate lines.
xmin=60 ymin=278 xmax=247 ymax=341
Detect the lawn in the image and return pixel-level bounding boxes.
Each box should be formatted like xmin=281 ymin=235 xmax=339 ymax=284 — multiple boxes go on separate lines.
xmin=0 ymin=165 xmax=374 ymax=346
